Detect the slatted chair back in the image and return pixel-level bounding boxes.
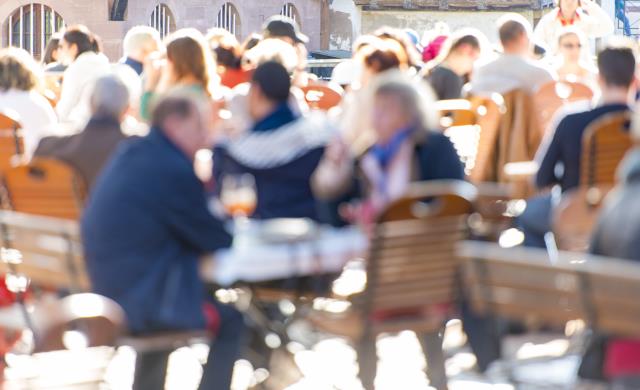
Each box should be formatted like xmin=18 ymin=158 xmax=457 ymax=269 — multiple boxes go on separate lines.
xmin=4 ymin=158 xmax=87 ymax=220
xmin=465 ymin=94 xmax=507 ymax=183
xmin=436 ymin=96 xmax=505 ymax=176
xmin=0 ymin=210 xmax=88 ymax=292
xmin=459 ymin=241 xmax=586 ymax=328
xmin=300 ymin=82 xmax=343 ymax=111
xmin=533 ymin=80 xmax=594 ymax=134
xmin=580 ymin=111 xmax=632 ymax=187
xmin=364 ymin=180 xmax=475 ymax=334
xmin=553 ymin=112 xmax=632 ymax=251
xmin=0 ymin=110 xmax=23 ymax=176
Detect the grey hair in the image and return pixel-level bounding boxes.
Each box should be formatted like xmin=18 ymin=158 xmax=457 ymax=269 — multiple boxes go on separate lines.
xmin=90 ymin=75 xmax=130 ymax=119
xmin=123 ymin=26 xmax=161 ymax=57
xmin=370 ymin=70 xmax=440 ymax=132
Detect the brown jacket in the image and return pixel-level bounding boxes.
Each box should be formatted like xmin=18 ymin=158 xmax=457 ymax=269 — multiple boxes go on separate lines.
xmin=34 ymin=116 xmax=130 ymax=191
xmin=471 ymin=89 xmax=542 ymax=183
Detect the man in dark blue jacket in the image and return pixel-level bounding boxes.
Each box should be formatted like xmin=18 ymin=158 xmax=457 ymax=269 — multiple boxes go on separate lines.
xmin=519 ymin=43 xmax=636 ymax=248
xmin=213 ymin=61 xmax=332 ymax=221
xmin=82 ymin=91 xmax=243 ymax=390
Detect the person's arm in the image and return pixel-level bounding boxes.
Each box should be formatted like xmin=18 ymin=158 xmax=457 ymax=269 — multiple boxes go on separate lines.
xmin=311 ymin=138 xmax=356 ymax=200
xmin=55 ymin=65 xmax=80 ymax=122
xmin=162 ymin=169 xmax=233 ymax=253
xmin=420 ymin=133 xmax=465 ymax=181
xmin=535 ymin=118 xmax=566 ymax=189
xmin=581 ymin=0 xmax=615 ymax=38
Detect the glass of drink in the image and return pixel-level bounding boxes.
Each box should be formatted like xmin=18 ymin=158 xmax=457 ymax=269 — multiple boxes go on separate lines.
xmin=220 ymin=173 xmax=257 ymax=220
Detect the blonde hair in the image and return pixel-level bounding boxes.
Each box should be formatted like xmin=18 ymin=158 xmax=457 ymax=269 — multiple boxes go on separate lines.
xmin=123 ymin=26 xmax=161 ymax=57
xmin=0 ymin=48 xmax=41 ymax=92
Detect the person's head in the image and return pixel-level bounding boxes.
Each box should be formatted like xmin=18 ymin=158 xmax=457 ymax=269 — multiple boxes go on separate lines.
xmin=240 ymin=33 xmax=262 ymax=54
xmin=558 ymin=0 xmax=581 ymax=15
xmin=262 ymin=15 xmax=308 ymax=47
xmin=207 ymin=29 xmax=241 ymax=71
xmin=90 ymin=75 xmax=130 ymax=121
xmin=597 ymin=41 xmax=637 ymax=92
xmin=357 ymin=38 xmax=408 ymax=87
xmin=428 ymin=29 xmax=483 ymax=76
xmin=122 ymin=26 xmax=161 ymax=62
xmin=497 ymin=14 xmax=532 ymax=56
xmin=151 ymin=91 xmax=212 ymax=159
xmin=58 ymin=25 xmax=101 ymax=65
xmin=370 ymin=72 xmax=439 ymax=145
xmin=165 ymin=29 xmax=216 ymax=94
xmin=242 ymin=38 xmax=298 ymax=73
xmin=557 ymin=27 xmax=586 ymax=64
xmin=0 ymin=48 xmax=41 ymax=92
xmin=248 ymin=61 xmax=291 ymax=121
xmin=43 ymin=33 xmax=62 ymax=65
xmin=331 ymin=60 xmax=357 ymax=92
xmin=374 ymin=27 xmax=421 ymax=67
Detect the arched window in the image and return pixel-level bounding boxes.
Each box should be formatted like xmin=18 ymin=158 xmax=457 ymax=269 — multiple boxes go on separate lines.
xmin=280 ymin=3 xmax=301 ymax=28
xmin=149 ymin=3 xmax=175 ymax=39
xmin=216 ymin=3 xmax=241 ymax=38
xmin=3 ymin=3 xmax=64 ymax=60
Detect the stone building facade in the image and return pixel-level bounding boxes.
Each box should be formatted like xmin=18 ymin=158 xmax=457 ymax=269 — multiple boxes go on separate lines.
xmin=0 ymin=0 xmax=324 ymax=60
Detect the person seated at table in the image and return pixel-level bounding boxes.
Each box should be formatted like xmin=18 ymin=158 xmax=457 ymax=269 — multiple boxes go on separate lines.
xmin=120 ymin=26 xmax=161 ymax=76
xmin=552 ymin=27 xmax=597 ymax=84
xmin=82 ymin=91 xmax=244 ymax=390
xmin=0 ymin=48 xmax=58 ymax=158
xmin=42 ymin=33 xmax=66 ymax=72
xmin=519 ymin=41 xmax=636 ymax=247
xmin=56 ymin=25 xmax=110 ymax=125
xmin=207 ymin=28 xmax=250 ymax=89
xmin=141 ymin=28 xmax=216 ymax=120
xmin=312 ymin=71 xmax=464 ymax=226
xmin=33 ymin=74 xmax=132 ymax=191
xmin=213 ymin=61 xmax=331 ymax=220
xmin=423 ymin=29 xmax=484 ymax=100
xmin=587 ymin=144 xmax=640 ymax=389
xmin=471 ymin=14 xmax=554 ymax=95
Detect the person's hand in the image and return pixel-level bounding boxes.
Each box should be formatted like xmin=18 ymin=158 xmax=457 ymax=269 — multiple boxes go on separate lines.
xmin=325 ymin=137 xmax=350 ymax=167
xmin=143 ymin=51 xmax=165 ymax=92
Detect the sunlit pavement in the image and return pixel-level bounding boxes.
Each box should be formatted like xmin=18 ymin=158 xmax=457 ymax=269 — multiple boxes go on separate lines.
xmin=2 ymin=319 xmax=606 ymax=390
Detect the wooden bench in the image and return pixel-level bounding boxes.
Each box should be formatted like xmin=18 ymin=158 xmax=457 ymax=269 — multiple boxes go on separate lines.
xmin=0 ymin=210 xmax=212 ymax=383
xmin=4 ymin=158 xmax=87 ymax=220
xmin=553 ymin=111 xmax=633 ymax=251
xmin=459 ymin=240 xmax=640 ymax=346
xmin=311 ymin=180 xmax=475 ymax=390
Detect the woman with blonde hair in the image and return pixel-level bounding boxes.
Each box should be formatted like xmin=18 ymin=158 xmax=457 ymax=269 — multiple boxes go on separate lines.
xmin=142 ymin=28 xmax=218 ymax=120
xmin=313 ymin=71 xmax=464 ymax=224
xmin=0 ymin=48 xmax=57 ymax=157
xmin=423 ymin=29 xmax=485 ymax=100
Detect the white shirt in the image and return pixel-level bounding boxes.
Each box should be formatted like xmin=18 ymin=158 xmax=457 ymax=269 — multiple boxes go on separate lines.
xmin=471 ymin=54 xmax=555 ymax=95
xmin=56 ymin=51 xmax=110 ymax=126
xmin=534 ymin=4 xmax=614 ymax=52
xmin=0 ymin=89 xmax=58 ymax=157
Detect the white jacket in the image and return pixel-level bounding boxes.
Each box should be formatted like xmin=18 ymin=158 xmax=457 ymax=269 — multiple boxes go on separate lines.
xmin=56 ymin=51 xmax=110 ymax=125
xmin=534 ymin=3 xmax=614 ymax=51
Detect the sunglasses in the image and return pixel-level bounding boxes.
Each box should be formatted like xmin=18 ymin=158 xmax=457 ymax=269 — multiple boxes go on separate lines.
xmin=561 ymin=43 xmax=582 ymax=49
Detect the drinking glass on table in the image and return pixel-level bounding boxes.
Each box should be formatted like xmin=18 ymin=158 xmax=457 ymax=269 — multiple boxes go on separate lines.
xmin=220 ymin=174 xmax=257 ymax=234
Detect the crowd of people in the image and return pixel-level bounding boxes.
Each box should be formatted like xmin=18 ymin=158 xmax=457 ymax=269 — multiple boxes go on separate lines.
xmin=2 ymin=0 xmax=640 ymax=387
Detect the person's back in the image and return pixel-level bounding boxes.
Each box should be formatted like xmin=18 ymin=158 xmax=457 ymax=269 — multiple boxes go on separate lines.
xmin=35 ymin=75 xmax=131 ymax=190
xmin=213 ymin=61 xmax=330 ymax=220
xmin=471 ymin=14 xmax=554 ymax=95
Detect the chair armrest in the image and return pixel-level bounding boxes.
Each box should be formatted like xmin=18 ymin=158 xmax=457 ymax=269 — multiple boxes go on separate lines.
xmin=504 ymin=161 xmax=538 ymax=180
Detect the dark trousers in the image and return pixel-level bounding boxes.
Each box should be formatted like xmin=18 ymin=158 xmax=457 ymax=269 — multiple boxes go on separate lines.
xmin=133 ymin=302 xmax=245 ymax=390
xmin=461 ymin=300 xmax=502 ymax=372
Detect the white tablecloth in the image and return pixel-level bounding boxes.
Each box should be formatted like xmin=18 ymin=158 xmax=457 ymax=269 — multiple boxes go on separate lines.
xmin=202 ymin=226 xmax=368 ymax=286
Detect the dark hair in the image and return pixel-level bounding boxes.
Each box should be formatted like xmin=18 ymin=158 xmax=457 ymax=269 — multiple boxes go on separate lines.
xmin=373 ymin=27 xmax=420 ymax=67
xmin=240 ymin=33 xmax=262 ymax=54
xmin=151 ymin=94 xmax=197 ymax=129
xmin=423 ymin=33 xmax=480 ymax=75
xmin=251 ymin=61 xmax=290 ymax=103
xmin=361 ymin=39 xmax=406 ymax=74
xmin=598 ymin=45 xmax=636 ymax=88
xmin=499 ymin=20 xmax=527 ymax=46
xmin=214 ymin=45 xmax=240 ymax=69
xmin=43 ymin=34 xmax=61 ymax=65
xmin=63 ymin=25 xmax=101 ymax=59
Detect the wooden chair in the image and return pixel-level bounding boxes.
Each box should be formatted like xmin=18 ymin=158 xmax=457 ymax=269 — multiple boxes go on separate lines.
xmin=0 ymin=110 xmax=23 ymax=176
xmin=553 ymin=112 xmax=632 ymax=251
xmin=533 ymin=80 xmax=594 ymax=135
xmin=4 ymin=158 xmax=87 ymax=220
xmin=459 ymin=240 xmax=640 ymax=340
xmin=311 ymin=180 xmax=475 ymax=390
xmin=300 ymin=81 xmax=343 ymax=111
xmin=437 ymin=95 xmax=505 ymax=177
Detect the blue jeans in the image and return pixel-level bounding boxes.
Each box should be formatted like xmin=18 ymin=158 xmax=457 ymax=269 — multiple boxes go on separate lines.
xmin=517 ymin=193 xmax=553 ymax=248
xmin=133 ymin=302 xmax=246 ymax=390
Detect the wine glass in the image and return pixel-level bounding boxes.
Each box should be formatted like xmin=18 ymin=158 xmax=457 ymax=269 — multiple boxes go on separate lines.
xmin=220 ymin=173 xmax=257 ymax=222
